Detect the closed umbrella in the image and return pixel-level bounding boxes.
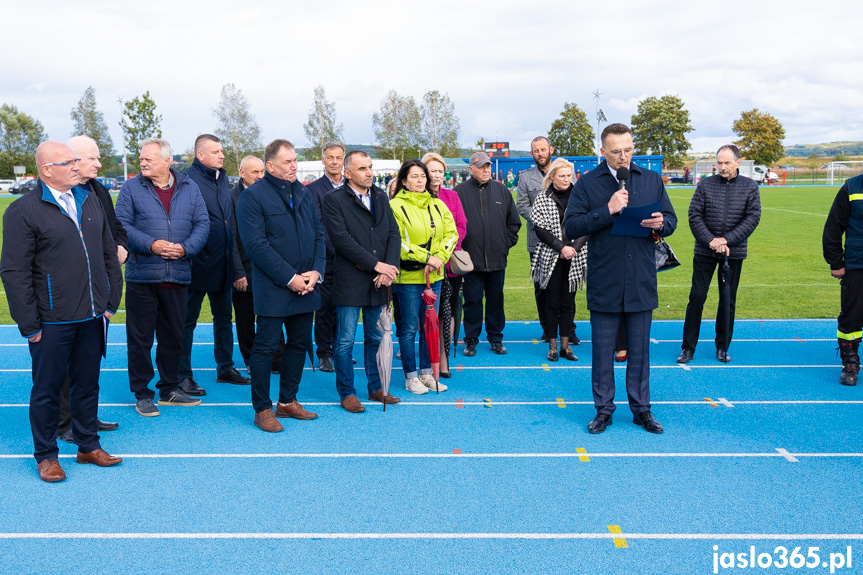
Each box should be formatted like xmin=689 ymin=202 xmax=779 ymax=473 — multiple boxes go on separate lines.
xmin=439 ymin=277 xmax=453 ymax=365
xmin=376 ymin=290 xmax=394 ymax=411
xmin=717 ymin=255 xmax=732 ymax=361
xmin=423 ymin=271 xmax=441 ymax=392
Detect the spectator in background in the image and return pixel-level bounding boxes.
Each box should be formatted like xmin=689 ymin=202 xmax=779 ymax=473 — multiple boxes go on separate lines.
xmin=391 ymin=160 xmax=457 ymax=394
xmin=456 ymin=152 xmax=521 ymax=356
xmin=422 ymin=152 xmax=467 ymax=379
xmin=306 ymin=142 xmax=346 ymax=373
xmin=230 ymin=155 xmax=283 ymax=373
xmin=530 ymin=158 xmax=586 ymax=362
xmin=677 ymin=144 xmax=760 ymax=365
xmin=179 ymin=134 xmax=249 ymax=397
xmin=517 ymin=136 xmax=556 ymax=342
xmin=564 ymin=123 xmax=677 ymax=435
xmin=115 ymin=138 xmax=210 ymax=417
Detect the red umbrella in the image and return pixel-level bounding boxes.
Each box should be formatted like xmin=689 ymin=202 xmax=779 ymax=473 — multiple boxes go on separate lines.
xmin=423 ymin=270 xmax=441 ymax=392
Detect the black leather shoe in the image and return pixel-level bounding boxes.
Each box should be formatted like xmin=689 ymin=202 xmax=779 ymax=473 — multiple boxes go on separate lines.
xmin=271 ymin=364 xmax=281 ymax=375
xmin=633 ymin=410 xmax=664 ymax=434
xmin=490 ymin=342 xmax=507 ymax=355
xmin=179 ymin=377 xmax=207 ymax=396
xmin=677 ymin=348 xmax=694 ymax=364
xmin=217 ymin=368 xmax=251 ymax=385
xmin=98 ymin=419 xmax=119 ymax=431
xmin=588 ymin=413 xmax=612 ymax=434
xmin=59 ymin=429 xmax=75 ymax=444
xmin=463 ymin=339 xmax=477 ymax=357
xmin=571 ymin=333 xmax=580 ymax=346
xmin=716 ymin=349 xmax=731 ymax=363
xmin=561 ymin=347 xmax=578 ymax=361
xmin=547 ymin=349 xmax=558 ymax=362
xmin=319 ymin=356 xmax=334 ymax=372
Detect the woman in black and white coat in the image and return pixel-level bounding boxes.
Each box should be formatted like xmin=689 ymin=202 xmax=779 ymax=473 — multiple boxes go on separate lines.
xmin=529 ymin=158 xmax=587 ymax=362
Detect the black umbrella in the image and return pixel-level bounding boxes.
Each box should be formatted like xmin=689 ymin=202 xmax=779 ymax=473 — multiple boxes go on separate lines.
xmin=717 ymin=255 xmax=731 ymax=359
xmin=439 ymin=278 xmax=453 ymax=360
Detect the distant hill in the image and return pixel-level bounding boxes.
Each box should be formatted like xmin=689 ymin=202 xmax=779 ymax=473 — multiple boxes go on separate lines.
xmin=785 ymin=142 xmax=863 ymax=157
xmin=297 ymin=145 xmax=532 ymax=160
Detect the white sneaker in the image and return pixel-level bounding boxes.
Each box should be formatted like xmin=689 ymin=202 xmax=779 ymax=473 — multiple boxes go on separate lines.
xmin=419 ymin=373 xmax=447 ymax=391
xmin=405 ymin=377 xmax=429 ymax=394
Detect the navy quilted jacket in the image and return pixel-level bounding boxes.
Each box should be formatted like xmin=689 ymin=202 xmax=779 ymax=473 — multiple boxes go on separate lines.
xmin=688 ymin=172 xmax=761 ymax=260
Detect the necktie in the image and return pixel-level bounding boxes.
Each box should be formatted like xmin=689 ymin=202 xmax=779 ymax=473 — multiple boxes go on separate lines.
xmin=60 ymin=192 xmax=79 ymax=229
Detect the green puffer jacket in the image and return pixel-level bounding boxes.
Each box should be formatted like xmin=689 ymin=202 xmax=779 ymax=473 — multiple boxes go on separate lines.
xmin=390 ymin=190 xmax=458 ymax=284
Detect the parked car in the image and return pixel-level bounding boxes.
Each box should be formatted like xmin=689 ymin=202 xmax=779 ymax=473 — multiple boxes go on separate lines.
xmin=228 ymin=176 xmax=240 ymax=188
xmin=0 ymin=179 xmax=15 ymax=192
xmin=9 ymin=179 xmax=39 ymax=195
xmin=96 ymin=177 xmax=117 ymax=190
xmin=664 ymin=172 xmax=691 ymax=184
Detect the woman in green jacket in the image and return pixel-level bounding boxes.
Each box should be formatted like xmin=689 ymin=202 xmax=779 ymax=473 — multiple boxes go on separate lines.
xmin=391 ymin=160 xmax=458 ymax=394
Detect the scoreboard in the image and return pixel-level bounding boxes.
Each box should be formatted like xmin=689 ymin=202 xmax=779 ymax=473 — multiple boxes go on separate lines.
xmin=484 ymin=141 xmax=509 ymax=158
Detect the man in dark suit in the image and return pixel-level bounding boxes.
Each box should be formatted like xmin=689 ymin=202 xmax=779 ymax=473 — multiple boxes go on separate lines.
xmin=1 ymin=141 xmax=124 ymax=482
xmin=236 ymin=139 xmax=325 ymax=432
xmin=323 ymin=151 xmax=401 ymax=413
xmin=306 ymin=142 xmax=345 ymax=372
xmin=230 ymin=155 xmax=283 ymax=372
xmin=179 ymin=134 xmax=249 ymax=396
xmin=54 ymin=135 xmax=127 ymax=443
xmin=564 ymin=123 xmax=677 ymax=435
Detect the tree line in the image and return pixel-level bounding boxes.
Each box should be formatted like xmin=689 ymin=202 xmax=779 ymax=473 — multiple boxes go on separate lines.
xmin=1 ymin=86 xmax=789 ymax=179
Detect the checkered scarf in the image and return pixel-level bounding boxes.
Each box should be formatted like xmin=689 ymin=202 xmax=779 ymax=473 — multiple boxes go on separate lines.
xmin=529 ymin=190 xmax=587 ymax=292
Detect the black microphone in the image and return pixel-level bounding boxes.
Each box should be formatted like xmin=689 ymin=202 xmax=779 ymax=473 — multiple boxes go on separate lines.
xmin=617 ymin=166 xmax=630 ymax=190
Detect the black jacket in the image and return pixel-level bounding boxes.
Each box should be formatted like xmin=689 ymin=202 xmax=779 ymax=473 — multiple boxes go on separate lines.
xmin=185 ymin=158 xmax=236 ymax=292
xmin=0 ymin=181 xmax=123 ymax=337
xmin=454 ymin=177 xmax=521 ymax=272
xmin=823 ymin=174 xmax=863 ymax=270
xmin=230 ymin=181 xmax=252 ymax=287
xmin=688 ymin=172 xmax=761 ymax=260
xmin=85 ymin=177 xmax=128 ymax=249
xmin=307 ymin=175 xmax=338 ymax=258
xmin=322 ymin=184 xmax=400 ymax=307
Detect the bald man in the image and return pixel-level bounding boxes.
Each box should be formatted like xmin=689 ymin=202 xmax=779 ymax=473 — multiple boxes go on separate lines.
xmin=54 ymin=135 xmax=130 ymax=442
xmin=230 ymin=155 xmax=283 ymax=371
xmin=1 ymin=141 xmax=124 ymax=482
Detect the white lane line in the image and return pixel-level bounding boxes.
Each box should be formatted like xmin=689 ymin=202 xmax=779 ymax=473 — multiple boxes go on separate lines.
xmin=1 ymin=452 xmax=862 ymax=460
xmin=0 ymin=365 xmax=843 ymax=373
xmin=0 ymin=532 xmax=861 ymax=540
xmin=762 ymin=207 xmax=828 ymax=217
xmin=2 ymin=400 xmax=862 ymax=408
xmin=0 ymin=338 xmax=838 ymax=346
xmin=678 ymin=363 xmax=691 ymax=372
xmin=776 ymin=448 xmax=799 ymax=462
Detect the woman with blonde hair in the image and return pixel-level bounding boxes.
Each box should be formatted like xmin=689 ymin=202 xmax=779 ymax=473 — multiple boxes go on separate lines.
xmin=530 ymin=158 xmax=587 ymax=361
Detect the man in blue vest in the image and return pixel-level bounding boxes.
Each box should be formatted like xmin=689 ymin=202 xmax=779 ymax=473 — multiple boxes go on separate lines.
xmin=178 ymin=134 xmax=249 ymax=396
xmin=823 ymin=173 xmax=863 ymax=386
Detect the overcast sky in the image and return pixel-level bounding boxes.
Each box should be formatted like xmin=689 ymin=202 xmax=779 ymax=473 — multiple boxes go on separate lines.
xmin=3 ymin=0 xmax=861 ymax=155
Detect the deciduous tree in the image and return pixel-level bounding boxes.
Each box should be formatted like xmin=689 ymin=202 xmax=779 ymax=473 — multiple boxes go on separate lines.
xmin=548 ymin=103 xmax=595 ymax=157
xmin=71 ymin=86 xmax=117 ymax=173
xmin=121 ymin=91 xmax=162 ymax=170
xmin=372 ymin=90 xmax=422 ymax=162
xmin=420 ymin=90 xmax=460 ymax=157
xmin=303 ymin=85 xmax=344 ymax=161
xmin=213 ymin=83 xmax=262 ymax=174
xmin=631 ymin=95 xmax=692 ymax=168
xmin=0 ymin=103 xmax=47 ymax=178
xmin=732 ymin=109 xmax=786 ymax=166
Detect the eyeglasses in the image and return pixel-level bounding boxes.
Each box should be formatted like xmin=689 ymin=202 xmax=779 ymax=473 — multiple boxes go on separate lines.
xmin=43 ymin=159 xmax=81 ymax=167
xmin=606 ymin=148 xmax=633 ymax=157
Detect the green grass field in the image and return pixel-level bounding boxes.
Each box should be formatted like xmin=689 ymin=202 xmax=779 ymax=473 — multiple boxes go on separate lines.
xmin=0 ymin=185 xmax=843 ymax=326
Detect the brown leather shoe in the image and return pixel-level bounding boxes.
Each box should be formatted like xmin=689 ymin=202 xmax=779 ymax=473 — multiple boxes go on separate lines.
xmin=76 ymin=448 xmax=122 ymax=467
xmin=340 ymin=396 xmax=366 ymax=413
xmin=37 ymin=459 xmax=66 ymax=482
xmin=275 ymin=400 xmax=318 ymax=420
xmin=368 ymin=390 xmax=401 ymax=404
xmin=254 ymin=409 xmax=284 ymax=432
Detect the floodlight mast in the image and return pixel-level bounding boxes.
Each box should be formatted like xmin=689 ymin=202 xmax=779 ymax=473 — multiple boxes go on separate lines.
xmin=593 ymin=90 xmax=605 ymax=163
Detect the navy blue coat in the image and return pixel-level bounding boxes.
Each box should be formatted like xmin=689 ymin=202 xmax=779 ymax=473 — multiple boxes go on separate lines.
xmin=185 ymin=158 xmax=234 ymax=292
xmin=115 ymin=169 xmax=210 ymax=285
xmin=1 ymin=181 xmax=123 ymax=338
xmin=230 ymin=182 xmax=253 ymax=286
xmin=307 ymin=174 xmax=338 ymax=258
xmin=564 ymin=161 xmax=677 ymax=312
xmin=322 ymin=184 xmax=400 ymax=307
xmin=236 ymin=172 xmax=325 ymax=317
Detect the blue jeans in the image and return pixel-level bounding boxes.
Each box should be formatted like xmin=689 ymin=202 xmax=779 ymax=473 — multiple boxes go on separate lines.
xmin=393 ymin=281 xmax=441 ymax=379
xmin=334 ymin=305 xmax=384 ymax=400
